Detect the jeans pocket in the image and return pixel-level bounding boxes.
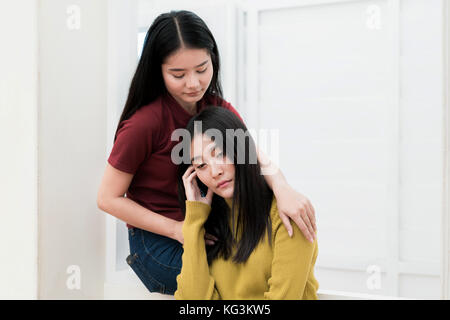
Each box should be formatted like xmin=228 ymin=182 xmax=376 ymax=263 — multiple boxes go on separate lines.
xmin=126 ymin=252 xmax=166 ymax=294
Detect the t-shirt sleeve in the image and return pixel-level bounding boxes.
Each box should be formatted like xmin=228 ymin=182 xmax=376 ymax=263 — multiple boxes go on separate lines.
xmin=107 ymin=116 xmax=153 ymax=175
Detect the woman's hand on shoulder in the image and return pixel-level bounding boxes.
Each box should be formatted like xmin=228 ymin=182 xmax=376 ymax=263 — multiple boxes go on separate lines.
xmin=274 ymin=183 xmax=317 ymax=243
xmin=182 ymin=165 xmax=213 ymax=206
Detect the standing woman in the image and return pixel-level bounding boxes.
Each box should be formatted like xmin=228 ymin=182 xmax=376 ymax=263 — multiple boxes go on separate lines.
xmin=97 ymin=10 xmax=317 ymax=295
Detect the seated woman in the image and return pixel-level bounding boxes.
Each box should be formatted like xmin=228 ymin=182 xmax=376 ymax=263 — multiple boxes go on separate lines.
xmin=175 ymin=106 xmax=319 ymax=300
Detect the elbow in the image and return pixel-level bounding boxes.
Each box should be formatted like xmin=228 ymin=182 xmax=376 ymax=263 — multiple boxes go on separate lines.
xmin=96 ymin=196 xmax=105 ymax=212
xmin=96 ymin=192 xmax=109 ymax=212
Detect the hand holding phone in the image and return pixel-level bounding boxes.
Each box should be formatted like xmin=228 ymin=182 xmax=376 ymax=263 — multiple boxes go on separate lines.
xmin=182 ymin=165 xmax=213 ymax=205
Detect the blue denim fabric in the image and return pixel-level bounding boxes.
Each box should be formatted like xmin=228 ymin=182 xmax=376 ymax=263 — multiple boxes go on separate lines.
xmin=126 ymin=227 xmax=183 ymax=295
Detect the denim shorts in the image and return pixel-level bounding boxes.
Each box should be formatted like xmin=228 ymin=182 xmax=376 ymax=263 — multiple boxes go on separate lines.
xmin=126 ymin=227 xmax=183 ymax=295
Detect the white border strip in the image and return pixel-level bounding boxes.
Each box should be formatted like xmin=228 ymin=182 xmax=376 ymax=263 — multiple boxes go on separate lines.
xmin=442 ymin=0 xmax=450 ymax=301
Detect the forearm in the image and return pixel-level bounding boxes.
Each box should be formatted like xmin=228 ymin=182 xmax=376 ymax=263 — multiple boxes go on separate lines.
xmin=256 ymin=147 xmax=287 ymax=192
xmin=98 ymin=196 xmax=178 ymax=239
xmin=256 ymin=147 xmax=317 ymax=241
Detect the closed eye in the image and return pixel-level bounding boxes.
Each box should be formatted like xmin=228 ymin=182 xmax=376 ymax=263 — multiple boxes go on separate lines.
xmin=172 ymin=68 xmax=208 ymax=79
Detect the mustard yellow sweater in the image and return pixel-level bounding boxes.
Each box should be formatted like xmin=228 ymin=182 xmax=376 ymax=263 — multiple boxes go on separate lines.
xmin=174 ymin=197 xmax=319 ymax=300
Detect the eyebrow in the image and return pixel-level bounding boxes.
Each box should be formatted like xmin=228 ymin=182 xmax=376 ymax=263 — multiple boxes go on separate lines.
xmin=191 ymin=155 xmax=202 ymax=163
xmin=190 ymin=144 xmax=218 ymax=163
xmin=168 ymin=60 xmax=209 ymax=72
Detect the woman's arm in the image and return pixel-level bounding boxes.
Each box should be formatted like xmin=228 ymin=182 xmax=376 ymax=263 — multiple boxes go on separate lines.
xmin=97 ymin=163 xmax=182 ymax=242
xmin=257 ymin=147 xmax=317 ymax=243
xmin=174 ymin=201 xmax=221 ymax=300
xmin=264 ymin=203 xmax=319 ymax=300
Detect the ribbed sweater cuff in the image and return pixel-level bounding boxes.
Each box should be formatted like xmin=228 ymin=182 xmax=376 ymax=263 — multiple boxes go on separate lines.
xmin=185 ymin=201 xmax=212 ymax=223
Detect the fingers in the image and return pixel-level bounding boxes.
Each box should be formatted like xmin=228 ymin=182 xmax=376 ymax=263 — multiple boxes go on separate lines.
xmin=190 ymin=173 xmax=199 ymax=189
xmin=183 ymin=166 xmax=200 ymax=201
xmin=183 ymin=166 xmax=198 ymax=190
xmin=183 ymin=166 xmax=198 ymax=189
xmin=296 ymin=217 xmax=314 ymax=243
xmin=184 ymin=166 xmax=197 ymax=183
xmin=205 ymin=233 xmax=219 ymax=246
xmin=285 ymin=205 xmax=314 ymax=243
xmin=302 ymin=199 xmax=317 ymax=235
xmin=294 ymin=192 xmax=317 ymax=236
xmin=307 ymin=202 xmax=317 ymax=233
xmin=205 ymin=233 xmax=219 ymax=241
xmin=280 ymin=205 xmax=315 ymax=242
xmin=300 ymin=208 xmax=316 ymax=241
xmin=279 ymin=212 xmax=293 ymax=238
xmin=294 ymin=198 xmax=317 ymax=241
xmin=182 ymin=165 xmax=195 ymax=180
xmin=297 ymin=201 xmax=316 ymax=241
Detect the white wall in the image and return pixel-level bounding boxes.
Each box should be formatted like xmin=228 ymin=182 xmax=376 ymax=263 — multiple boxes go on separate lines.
xmin=249 ymin=0 xmax=446 ymax=299
xmin=0 ymin=0 xmax=39 ymax=299
xmin=38 ymin=0 xmax=107 ymax=299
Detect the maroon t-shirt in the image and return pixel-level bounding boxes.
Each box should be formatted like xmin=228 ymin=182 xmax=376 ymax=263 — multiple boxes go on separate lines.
xmin=108 ymin=92 xmax=244 ymax=228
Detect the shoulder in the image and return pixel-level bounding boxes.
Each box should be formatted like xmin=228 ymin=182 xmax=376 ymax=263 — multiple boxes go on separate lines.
xmin=269 ymin=195 xmax=318 ymax=250
xmin=203 ymin=94 xmax=233 ymax=109
xmin=133 ymin=97 xmax=164 ymax=126
xmin=118 ymin=97 xmax=164 ymax=134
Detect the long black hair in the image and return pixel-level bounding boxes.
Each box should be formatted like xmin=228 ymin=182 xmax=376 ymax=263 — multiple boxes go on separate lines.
xmin=177 ymin=107 xmax=273 ymax=264
xmin=114 ymin=10 xmax=223 ymax=142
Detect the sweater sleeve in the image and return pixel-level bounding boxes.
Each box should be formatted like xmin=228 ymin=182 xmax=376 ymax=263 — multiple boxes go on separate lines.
xmin=264 ymin=204 xmax=319 ymax=300
xmin=174 ymin=201 xmax=221 ymax=300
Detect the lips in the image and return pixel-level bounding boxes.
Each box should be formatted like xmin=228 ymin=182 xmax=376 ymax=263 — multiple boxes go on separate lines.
xmin=217 ymin=179 xmax=231 ymax=188
xmin=186 ymin=90 xmax=201 ymax=96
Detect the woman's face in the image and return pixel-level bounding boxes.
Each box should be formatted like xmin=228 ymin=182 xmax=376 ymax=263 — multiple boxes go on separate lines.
xmin=162 ymin=47 xmax=214 ymax=112
xmin=190 ymin=133 xmax=235 ymax=199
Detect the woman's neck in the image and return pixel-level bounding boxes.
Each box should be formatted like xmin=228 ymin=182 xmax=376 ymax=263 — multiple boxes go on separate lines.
xmin=173 ymin=95 xmax=197 ymax=115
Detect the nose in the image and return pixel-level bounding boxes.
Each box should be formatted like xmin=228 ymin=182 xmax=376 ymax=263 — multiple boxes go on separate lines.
xmin=210 ymin=161 xmax=223 ymax=179
xmin=186 ymin=73 xmax=200 ymax=90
